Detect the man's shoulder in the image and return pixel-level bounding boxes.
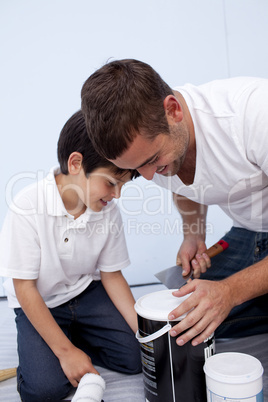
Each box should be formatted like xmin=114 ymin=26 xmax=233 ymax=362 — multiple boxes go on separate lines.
xmin=176 ymin=76 xmax=266 ymax=89
xmin=174 ymin=77 xmax=268 ymax=118
xmin=175 ymin=77 xmax=267 ymax=100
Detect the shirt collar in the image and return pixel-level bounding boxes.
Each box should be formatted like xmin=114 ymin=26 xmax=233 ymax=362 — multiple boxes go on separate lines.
xmin=44 ymin=167 xmax=69 ymax=217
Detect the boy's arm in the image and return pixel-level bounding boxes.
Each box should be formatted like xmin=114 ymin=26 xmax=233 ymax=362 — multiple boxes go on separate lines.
xmin=100 ymin=271 xmax=138 ymax=333
xmin=13 ymin=279 xmax=99 ymax=387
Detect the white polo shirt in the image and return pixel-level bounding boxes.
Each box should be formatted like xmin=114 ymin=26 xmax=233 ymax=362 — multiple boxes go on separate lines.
xmin=0 ymin=167 xmax=130 ymax=308
xmin=153 ymin=77 xmax=268 ymax=232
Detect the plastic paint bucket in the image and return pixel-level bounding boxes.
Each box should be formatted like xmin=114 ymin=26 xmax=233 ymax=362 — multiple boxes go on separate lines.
xmin=204 ymin=352 xmax=264 ymax=401
xmin=134 ymin=289 xmax=215 ymax=402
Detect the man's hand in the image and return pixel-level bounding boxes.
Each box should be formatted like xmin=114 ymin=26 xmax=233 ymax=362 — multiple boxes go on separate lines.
xmin=59 ymin=345 xmax=99 ymax=387
xmin=168 ymin=279 xmax=234 ymax=346
xmin=176 ymin=236 xmax=211 ymax=278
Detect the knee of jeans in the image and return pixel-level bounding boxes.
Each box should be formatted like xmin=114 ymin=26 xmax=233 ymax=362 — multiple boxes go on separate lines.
xmin=126 ymin=357 xmax=142 ymax=374
xmin=127 ymin=339 xmax=142 ymax=374
xmin=18 ymin=372 xmax=72 ymax=402
xmin=117 ymin=345 xmax=142 ymax=374
xmin=130 ymin=351 xmax=142 ymax=374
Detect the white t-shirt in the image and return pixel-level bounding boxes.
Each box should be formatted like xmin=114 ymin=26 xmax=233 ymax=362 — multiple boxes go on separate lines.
xmin=0 ymin=167 xmax=130 ymax=308
xmin=153 ymin=77 xmax=268 ymax=232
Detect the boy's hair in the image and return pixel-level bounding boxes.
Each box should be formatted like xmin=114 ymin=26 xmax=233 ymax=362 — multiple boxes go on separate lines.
xmin=57 ymin=110 xmax=139 ymax=179
xmin=81 ymin=59 xmax=173 ymax=159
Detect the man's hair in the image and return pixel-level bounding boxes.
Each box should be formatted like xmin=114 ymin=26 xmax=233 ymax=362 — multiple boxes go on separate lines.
xmin=57 ymin=110 xmax=139 ymax=179
xmin=81 ymin=59 xmax=173 ymax=159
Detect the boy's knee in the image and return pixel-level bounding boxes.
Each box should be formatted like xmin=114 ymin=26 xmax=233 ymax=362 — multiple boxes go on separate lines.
xmin=126 ymin=337 xmax=142 ymax=373
xmin=127 ymin=352 xmax=142 ymax=374
xmin=115 ymin=341 xmax=142 ymax=374
xmin=18 ymin=370 xmax=72 ymax=401
xmin=19 ymin=384 xmax=72 ymax=402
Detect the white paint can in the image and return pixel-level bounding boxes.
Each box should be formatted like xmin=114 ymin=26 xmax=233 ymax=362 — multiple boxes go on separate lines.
xmin=204 ymin=352 xmax=263 ymax=401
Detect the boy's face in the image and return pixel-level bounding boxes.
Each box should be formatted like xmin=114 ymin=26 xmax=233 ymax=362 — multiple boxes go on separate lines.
xmin=79 ymin=167 xmax=131 ymax=212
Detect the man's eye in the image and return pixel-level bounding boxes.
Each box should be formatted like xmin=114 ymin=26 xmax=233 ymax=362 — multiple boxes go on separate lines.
xmin=148 ymin=156 xmax=159 ymax=166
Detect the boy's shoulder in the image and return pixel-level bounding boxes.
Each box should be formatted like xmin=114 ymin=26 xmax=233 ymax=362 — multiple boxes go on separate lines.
xmin=8 ymin=167 xmax=59 ymax=215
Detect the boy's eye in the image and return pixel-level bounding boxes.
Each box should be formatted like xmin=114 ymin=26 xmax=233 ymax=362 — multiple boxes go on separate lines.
xmin=147 ymin=156 xmax=159 ymax=166
xmin=108 ymin=181 xmax=117 ymax=186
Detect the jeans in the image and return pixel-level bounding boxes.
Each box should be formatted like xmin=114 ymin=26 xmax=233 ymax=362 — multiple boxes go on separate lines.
xmin=15 ymin=281 xmax=141 ymax=401
xmin=200 ymin=227 xmax=268 ymax=338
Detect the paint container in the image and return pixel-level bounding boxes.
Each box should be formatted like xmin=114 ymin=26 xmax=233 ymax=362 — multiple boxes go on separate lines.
xmin=134 ymin=289 xmax=215 ymax=402
xmin=204 ymin=352 xmax=264 ymax=401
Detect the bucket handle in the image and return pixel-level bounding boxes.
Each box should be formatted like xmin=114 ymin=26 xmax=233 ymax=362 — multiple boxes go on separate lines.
xmin=136 ymin=323 xmax=172 ymax=344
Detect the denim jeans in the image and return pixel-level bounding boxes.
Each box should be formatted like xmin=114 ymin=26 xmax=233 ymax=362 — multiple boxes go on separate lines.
xmin=200 ymin=227 xmax=268 ymax=338
xmin=14 ymin=280 xmax=141 ymax=401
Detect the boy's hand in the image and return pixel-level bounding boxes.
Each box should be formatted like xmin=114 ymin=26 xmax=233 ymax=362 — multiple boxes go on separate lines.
xmin=59 ymin=345 xmax=99 ymax=387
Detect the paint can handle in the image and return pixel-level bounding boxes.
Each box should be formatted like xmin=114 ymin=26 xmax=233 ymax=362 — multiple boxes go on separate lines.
xmin=136 ymin=323 xmax=172 ymax=343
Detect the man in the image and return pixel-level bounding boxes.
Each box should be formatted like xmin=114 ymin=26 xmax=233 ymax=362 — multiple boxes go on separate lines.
xmin=81 ymin=59 xmax=268 ymax=347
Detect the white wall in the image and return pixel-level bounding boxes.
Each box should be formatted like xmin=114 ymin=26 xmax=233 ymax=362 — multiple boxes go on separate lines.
xmin=1 ymin=0 xmax=268 ymax=291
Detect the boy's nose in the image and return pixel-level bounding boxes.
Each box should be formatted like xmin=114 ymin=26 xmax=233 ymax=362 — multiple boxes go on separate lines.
xmin=111 ymin=186 xmax=121 ymax=199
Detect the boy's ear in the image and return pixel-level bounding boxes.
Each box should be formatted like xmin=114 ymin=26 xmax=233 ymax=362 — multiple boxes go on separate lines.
xmin=67 ymin=152 xmax=83 ymax=175
xmin=163 ymin=95 xmax=183 ymax=123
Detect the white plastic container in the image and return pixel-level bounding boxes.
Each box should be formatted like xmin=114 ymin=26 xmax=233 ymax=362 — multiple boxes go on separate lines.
xmin=204 ymin=352 xmax=264 ymax=401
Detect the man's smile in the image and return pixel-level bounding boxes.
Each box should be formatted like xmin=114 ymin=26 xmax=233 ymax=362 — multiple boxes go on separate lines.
xmin=156 ymin=165 xmax=166 ymax=173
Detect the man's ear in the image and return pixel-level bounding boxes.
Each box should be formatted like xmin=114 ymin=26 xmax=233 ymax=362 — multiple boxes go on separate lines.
xmin=67 ymin=152 xmax=83 ymax=175
xmin=163 ymin=95 xmax=183 ymax=123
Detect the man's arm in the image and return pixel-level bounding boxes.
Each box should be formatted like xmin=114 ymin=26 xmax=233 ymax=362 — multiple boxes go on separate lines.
xmin=173 ymin=194 xmax=210 ymax=277
xmin=100 ymin=271 xmax=138 ymax=333
xmin=13 ymin=279 xmax=99 ymax=387
xmin=167 ymin=256 xmax=268 ymax=346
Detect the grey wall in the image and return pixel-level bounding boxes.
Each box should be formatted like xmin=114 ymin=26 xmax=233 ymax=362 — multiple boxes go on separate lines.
xmin=1 ymin=0 xmax=268 ymax=292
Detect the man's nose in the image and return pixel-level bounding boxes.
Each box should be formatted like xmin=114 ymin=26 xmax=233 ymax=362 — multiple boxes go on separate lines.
xmin=137 ymin=166 xmax=157 ymax=180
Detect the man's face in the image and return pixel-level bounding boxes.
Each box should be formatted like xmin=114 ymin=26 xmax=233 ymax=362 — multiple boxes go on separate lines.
xmin=109 ymin=124 xmax=190 ymax=180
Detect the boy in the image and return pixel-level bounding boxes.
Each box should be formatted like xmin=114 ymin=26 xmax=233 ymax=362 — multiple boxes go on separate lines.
xmin=0 ymin=110 xmax=141 ymax=401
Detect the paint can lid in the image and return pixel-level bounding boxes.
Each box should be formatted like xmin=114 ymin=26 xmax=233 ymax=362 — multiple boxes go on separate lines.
xmin=204 ymin=352 xmax=264 ymax=384
xmin=134 ymin=289 xmax=192 ymax=321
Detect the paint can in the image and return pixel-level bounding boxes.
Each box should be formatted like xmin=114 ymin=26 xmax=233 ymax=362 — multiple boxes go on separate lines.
xmin=204 ymin=352 xmax=264 ymax=401
xmin=134 ymin=289 xmax=215 ymax=402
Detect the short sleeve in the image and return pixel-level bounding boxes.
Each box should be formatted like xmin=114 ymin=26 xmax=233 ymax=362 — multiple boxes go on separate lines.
xmin=243 ymin=79 xmax=268 ymax=175
xmin=0 ymin=196 xmax=41 ymax=279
